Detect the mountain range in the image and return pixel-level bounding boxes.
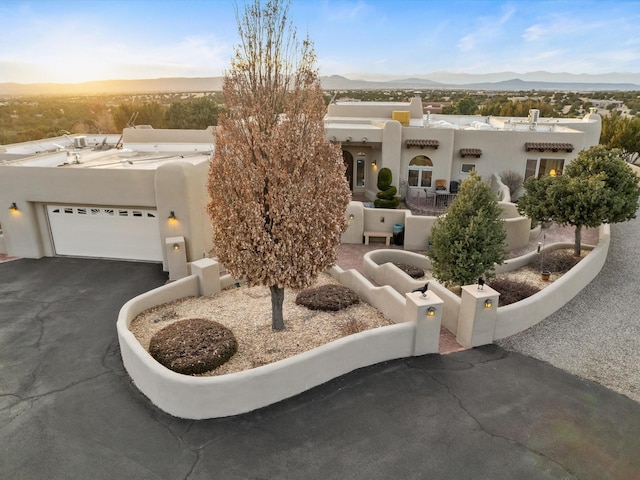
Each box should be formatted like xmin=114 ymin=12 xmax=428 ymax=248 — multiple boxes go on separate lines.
xmin=0 ymin=72 xmax=638 ymax=95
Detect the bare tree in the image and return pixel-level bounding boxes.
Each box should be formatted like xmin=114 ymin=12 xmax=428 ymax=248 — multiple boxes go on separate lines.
xmin=207 ymin=0 xmax=351 ymax=331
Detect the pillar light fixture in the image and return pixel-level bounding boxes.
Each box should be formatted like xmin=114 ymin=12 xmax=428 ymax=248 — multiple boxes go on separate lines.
xmin=172 ymin=243 xmax=180 ymax=251
xmin=427 ymin=306 xmax=436 ymax=317
xmin=9 ymin=202 xmax=18 ymax=212
xmin=348 ymin=213 xmax=355 ymax=220
xmin=484 ymin=299 xmax=493 ymax=309
xmin=168 ymin=211 xmax=177 ymax=221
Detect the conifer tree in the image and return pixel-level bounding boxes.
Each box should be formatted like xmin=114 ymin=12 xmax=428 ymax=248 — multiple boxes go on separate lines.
xmin=429 ymin=171 xmax=506 ymax=287
xmin=207 ymin=0 xmax=351 ymax=331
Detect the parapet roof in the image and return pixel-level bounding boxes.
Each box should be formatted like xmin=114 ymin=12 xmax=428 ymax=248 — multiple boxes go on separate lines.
xmin=1 ymin=130 xmax=213 ymax=169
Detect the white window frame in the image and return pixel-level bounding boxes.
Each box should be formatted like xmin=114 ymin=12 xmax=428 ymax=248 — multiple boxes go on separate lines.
xmin=525 ymin=157 xmax=565 ymax=179
xmin=460 ymin=163 xmax=476 ymax=175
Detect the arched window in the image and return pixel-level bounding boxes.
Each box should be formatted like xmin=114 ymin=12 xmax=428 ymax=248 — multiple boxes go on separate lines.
xmin=408 ymin=155 xmax=433 ymax=188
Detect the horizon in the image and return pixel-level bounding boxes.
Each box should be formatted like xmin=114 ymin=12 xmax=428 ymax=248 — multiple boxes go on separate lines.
xmin=1 ymin=0 xmax=639 ymax=85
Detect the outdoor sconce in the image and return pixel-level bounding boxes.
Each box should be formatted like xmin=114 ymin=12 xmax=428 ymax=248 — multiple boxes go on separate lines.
xmin=9 ymin=202 xmax=18 ymax=212
xmin=362 ymin=137 xmax=368 ymax=143
xmin=427 ymin=307 xmax=436 ymax=317
xmin=172 ymin=243 xmax=180 ymax=251
xmin=348 ymin=214 xmax=355 ymax=220
xmin=371 ymin=160 xmax=377 ymax=166
xmin=484 ymin=299 xmax=493 ymax=309
xmin=168 ymin=211 xmax=177 ymax=221
xmin=345 ymin=136 xmax=352 ymax=142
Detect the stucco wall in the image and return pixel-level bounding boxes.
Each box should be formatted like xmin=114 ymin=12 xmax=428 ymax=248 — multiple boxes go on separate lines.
xmin=494 ymin=225 xmax=609 ymax=339
xmin=0 ymin=159 xmax=212 ymax=264
xmin=118 ymin=221 xmax=610 ymax=419
xmin=117 ymin=264 xmax=418 ymax=419
xmin=0 ymin=166 xmax=157 ymax=258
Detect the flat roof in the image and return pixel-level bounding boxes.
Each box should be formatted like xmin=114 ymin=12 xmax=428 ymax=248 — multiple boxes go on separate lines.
xmin=1 ymin=133 xmax=212 ymax=169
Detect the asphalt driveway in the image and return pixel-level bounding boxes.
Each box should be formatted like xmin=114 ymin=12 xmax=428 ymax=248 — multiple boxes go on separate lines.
xmin=1 ymin=257 xmax=639 ymax=479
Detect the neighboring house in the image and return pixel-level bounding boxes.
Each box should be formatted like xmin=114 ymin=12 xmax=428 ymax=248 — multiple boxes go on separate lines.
xmin=326 ymin=94 xmax=601 ymax=201
xmin=0 ymin=95 xmax=602 ymax=267
xmin=0 ymin=128 xmax=214 ymax=270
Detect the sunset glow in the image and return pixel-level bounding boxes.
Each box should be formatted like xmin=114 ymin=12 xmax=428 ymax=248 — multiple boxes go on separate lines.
xmin=0 ymin=0 xmax=638 ymax=84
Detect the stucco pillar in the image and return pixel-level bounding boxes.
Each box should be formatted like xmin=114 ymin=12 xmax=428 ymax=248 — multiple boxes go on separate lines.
xmin=341 ymin=201 xmax=364 ymax=244
xmin=189 ymin=258 xmax=221 ymax=297
xmin=165 ymin=236 xmax=188 ymax=281
xmin=405 ymin=290 xmax=443 ymax=356
xmin=457 ymin=284 xmax=500 ymax=348
xmin=381 ymin=120 xmax=403 ymax=199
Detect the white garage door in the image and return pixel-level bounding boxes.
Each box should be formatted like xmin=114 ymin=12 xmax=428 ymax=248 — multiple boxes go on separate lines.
xmin=47 ymin=205 xmax=163 ymax=261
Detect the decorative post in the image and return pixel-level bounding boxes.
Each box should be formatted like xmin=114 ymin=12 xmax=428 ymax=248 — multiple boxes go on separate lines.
xmin=405 ymin=290 xmax=444 ymax=355
xmin=190 ymin=258 xmax=221 ymax=296
xmin=456 ymin=284 xmax=500 ymax=348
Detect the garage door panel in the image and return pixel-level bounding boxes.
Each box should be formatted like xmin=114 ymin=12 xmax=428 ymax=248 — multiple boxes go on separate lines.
xmin=47 ymin=205 xmax=163 ymax=261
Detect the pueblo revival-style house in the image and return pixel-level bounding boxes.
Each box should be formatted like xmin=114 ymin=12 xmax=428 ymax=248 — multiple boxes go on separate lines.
xmin=0 ymin=95 xmax=601 ymax=267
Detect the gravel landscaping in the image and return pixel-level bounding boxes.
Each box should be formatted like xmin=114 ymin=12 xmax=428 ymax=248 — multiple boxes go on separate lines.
xmin=498 ymin=217 xmax=640 ymax=403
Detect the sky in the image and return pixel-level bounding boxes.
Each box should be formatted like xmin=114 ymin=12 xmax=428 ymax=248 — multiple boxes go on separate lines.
xmin=1 ymin=0 xmax=639 ymax=84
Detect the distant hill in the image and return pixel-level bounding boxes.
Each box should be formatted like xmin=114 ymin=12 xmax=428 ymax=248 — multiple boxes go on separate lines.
xmin=0 ymin=77 xmax=224 ymax=95
xmin=0 ymin=72 xmax=638 ymax=95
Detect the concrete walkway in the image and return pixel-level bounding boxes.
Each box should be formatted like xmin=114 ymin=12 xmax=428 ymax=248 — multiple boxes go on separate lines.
xmin=1 ymin=257 xmax=639 ymax=479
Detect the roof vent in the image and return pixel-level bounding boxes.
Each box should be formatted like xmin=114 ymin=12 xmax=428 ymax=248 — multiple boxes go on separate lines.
xmin=73 ymin=136 xmax=87 ymax=148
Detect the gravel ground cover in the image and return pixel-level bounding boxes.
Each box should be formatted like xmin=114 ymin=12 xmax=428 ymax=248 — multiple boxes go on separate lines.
xmin=130 ymin=273 xmax=392 ymax=375
xmin=498 ymin=217 xmax=640 ymax=403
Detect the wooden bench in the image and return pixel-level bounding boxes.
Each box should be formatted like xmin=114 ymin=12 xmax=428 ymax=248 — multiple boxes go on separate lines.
xmin=364 ymin=231 xmax=392 ymax=246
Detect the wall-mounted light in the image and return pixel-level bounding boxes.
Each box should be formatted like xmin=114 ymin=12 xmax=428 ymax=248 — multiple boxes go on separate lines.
xmin=168 ymin=211 xmax=177 ymax=221
xmin=330 ymin=136 xmax=336 ymax=142
xmin=172 ymin=243 xmax=180 ymax=251
xmin=9 ymin=202 xmax=18 ymax=212
xmin=371 ymin=159 xmax=377 ymax=166
xmin=427 ymin=306 xmax=436 ymax=317
xmin=345 ymin=136 xmax=352 ymax=142
xmin=362 ymin=137 xmax=368 ymax=143
xmin=484 ymin=299 xmax=493 ymax=309
xmin=348 ymin=213 xmax=355 ymax=220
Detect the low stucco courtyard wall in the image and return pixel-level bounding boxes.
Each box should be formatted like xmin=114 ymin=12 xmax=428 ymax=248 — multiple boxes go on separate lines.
xmin=494 ymin=224 xmax=609 ymax=339
xmin=341 ymin=201 xmax=532 ymax=252
xmin=363 ymin=250 xmax=462 ymax=335
xmin=361 ymin=225 xmax=607 ymax=338
xmin=118 ymin=224 xmax=610 ymax=419
xmin=117 ymin=260 xmax=439 ymax=419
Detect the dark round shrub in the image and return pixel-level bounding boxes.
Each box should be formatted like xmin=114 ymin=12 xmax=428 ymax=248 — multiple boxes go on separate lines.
xmin=488 ymin=278 xmax=541 ymax=306
xmin=538 ymin=249 xmax=583 ymax=273
xmin=149 ymin=318 xmax=237 ymax=375
xmin=296 ymin=284 xmax=360 ymax=311
xmin=393 ymin=263 xmax=425 ymax=279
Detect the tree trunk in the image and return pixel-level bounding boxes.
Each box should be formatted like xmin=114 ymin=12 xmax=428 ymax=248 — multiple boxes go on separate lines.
xmin=574 ymin=225 xmax=582 ymax=257
xmin=270 ymin=285 xmax=285 ymax=331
